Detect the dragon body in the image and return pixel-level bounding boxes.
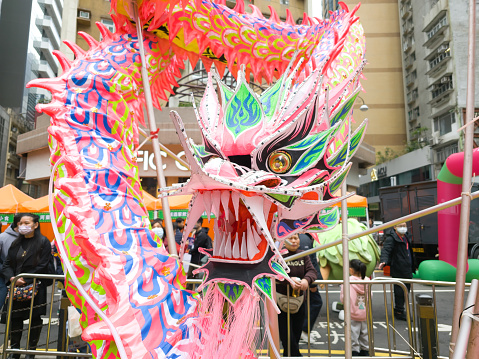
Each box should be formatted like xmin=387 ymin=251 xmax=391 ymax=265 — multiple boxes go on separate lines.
xmin=27 ymin=1 xmax=367 ymax=358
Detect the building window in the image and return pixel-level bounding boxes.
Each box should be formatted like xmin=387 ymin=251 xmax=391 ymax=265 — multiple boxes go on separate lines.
xmin=408 ymin=107 xmax=420 ymax=122
xmin=436 ymin=143 xmax=458 ymax=163
xmin=407 ymin=88 xmax=418 ymax=104
xmin=406 ymin=70 xmax=417 ymax=86
xmin=403 ymin=35 xmax=414 ymax=52
xmin=427 ymin=16 xmax=447 ymax=40
xmin=280 ymin=0 xmax=289 ymax=4
xmin=101 ymin=18 xmax=115 ymax=33
xmin=431 ymin=75 xmax=453 ymax=100
xmin=429 ymin=44 xmax=450 ymax=70
xmin=433 ymin=111 xmax=455 ymax=136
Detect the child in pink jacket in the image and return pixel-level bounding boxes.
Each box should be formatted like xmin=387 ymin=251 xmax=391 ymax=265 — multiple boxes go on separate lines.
xmin=340 ymin=259 xmax=371 ymax=356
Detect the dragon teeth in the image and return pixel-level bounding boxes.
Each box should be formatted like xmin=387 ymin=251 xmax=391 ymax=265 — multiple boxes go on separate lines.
xmin=247 ymin=221 xmax=260 ymax=259
xmin=221 ymin=191 xmax=230 ymax=222
xmin=218 ymin=232 xmax=226 ymax=257
xmin=225 ymin=232 xmax=232 ymax=259
xmin=232 ymin=234 xmax=240 ymax=259
xmin=263 ymin=200 xmax=272 ymax=223
xmin=252 ymin=226 xmax=262 ymax=246
xmin=211 ymin=191 xmax=222 ymax=219
xmin=232 ymin=191 xmax=240 ymax=221
xmin=240 ymin=232 xmax=248 ymax=259
xmin=202 ymin=191 xmax=212 ymax=221
xmin=213 ymin=229 xmax=222 ymax=256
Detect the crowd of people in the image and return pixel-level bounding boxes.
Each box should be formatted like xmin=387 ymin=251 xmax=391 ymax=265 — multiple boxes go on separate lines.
xmin=0 ymin=212 xmax=416 ymax=358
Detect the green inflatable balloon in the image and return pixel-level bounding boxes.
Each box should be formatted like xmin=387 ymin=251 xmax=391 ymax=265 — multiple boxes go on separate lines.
xmin=313 ymin=218 xmax=381 ymax=280
xmin=417 ymin=259 xmax=479 ymax=282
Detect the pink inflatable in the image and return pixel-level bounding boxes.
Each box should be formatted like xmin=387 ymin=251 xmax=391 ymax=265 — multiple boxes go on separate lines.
xmin=437 ymin=148 xmax=479 ymax=267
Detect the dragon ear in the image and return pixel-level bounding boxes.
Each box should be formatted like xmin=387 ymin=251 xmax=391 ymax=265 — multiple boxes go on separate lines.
xmin=198 ymin=72 xmax=221 ymax=132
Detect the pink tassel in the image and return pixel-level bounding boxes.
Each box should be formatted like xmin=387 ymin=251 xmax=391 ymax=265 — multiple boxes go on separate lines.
xmin=186 ymin=285 xmax=263 ymax=359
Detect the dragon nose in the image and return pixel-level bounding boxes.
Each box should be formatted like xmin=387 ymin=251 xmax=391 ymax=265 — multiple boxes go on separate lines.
xmin=240 ymin=171 xmax=281 ymax=188
xmin=256 ymin=178 xmax=281 ymax=188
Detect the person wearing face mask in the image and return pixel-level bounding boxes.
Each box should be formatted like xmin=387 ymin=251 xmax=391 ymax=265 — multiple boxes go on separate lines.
xmin=151 ymin=219 xmax=180 ymax=254
xmin=378 ymin=222 xmax=416 ymax=321
xmin=1 ymin=213 xmax=53 ymax=359
xmin=151 ymin=219 xmax=166 ymax=241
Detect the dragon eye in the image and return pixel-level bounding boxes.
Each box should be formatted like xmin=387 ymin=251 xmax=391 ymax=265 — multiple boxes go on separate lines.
xmin=268 ymin=151 xmax=292 ymax=174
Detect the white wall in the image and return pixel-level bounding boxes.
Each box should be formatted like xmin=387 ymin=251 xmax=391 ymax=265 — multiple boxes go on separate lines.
xmin=25 ymin=147 xmax=51 ymax=180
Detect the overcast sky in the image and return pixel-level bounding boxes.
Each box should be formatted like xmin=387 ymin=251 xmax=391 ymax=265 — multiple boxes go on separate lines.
xmin=311 ymin=1 xmax=322 ymax=18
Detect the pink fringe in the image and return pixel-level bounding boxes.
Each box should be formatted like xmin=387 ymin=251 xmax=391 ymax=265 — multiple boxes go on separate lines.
xmin=185 ymin=284 xmax=264 ymax=359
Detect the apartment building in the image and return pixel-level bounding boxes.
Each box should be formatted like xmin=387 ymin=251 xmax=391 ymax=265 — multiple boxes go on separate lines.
xmin=0 ymin=0 xmax=63 ymax=188
xmin=358 ymin=0 xmax=479 ymax=220
xmin=0 ymin=0 xmax=63 ymax=123
xmin=400 ymin=0 xmax=479 ymax=172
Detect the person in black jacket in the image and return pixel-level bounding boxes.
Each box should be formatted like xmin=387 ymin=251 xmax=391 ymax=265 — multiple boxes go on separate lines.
xmin=1 ymin=213 xmax=53 ymax=359
xmin=298 ymin=233 xmax=323 ymax=344
xmin=187 ymin=218 xmax=212 ymax=279
xmin=277 ymin=234 xmax=317 ymax=357
xmin=378 ymin=222 xmax=415 ymax=321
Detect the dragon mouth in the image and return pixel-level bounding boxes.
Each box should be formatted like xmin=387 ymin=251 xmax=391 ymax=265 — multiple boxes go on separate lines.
xmin=197 ymin=190 xmax=276 ymax=262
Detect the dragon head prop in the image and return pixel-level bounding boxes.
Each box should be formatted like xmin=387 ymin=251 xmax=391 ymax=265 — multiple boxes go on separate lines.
xmin=163 ymin=53 xmax=368 ymax=298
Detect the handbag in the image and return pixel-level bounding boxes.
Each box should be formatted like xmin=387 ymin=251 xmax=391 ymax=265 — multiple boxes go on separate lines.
xmin=276 ymin=292 xmax=304 ymax=314
xmin=8 ymin=283 xmax=39 ymax=301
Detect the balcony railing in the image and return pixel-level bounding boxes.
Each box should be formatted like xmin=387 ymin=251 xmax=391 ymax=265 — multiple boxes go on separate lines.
xmin=408 ymin=111 xmax=418 ymax=122
xmin=432 ymin=81 xmax=453 ymax=99
xmin=406 ymin=73 xmax=416 ymax=87
xmin=403 ymin=40 xmax=413 ymax=52
xmin=427 ymin=17 xmax=447 ymax=40
xmin=424 ymin=16 xmax=448 ymax=47
xmin=400 ymin=4 xmax=412 ymax=19
xmin=429 ymin=50 xmax=450 ymax=71
xmin=407 ymin=91 xmax=418 ymax=104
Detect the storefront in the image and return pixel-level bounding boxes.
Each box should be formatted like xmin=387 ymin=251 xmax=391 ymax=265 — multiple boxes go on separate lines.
xmin=358 ymin=146 xmax=434 ymax=220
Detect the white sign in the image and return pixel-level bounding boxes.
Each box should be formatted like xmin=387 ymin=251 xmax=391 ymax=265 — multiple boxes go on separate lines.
xmin=137 ymin=150 xmax=188 ymax=172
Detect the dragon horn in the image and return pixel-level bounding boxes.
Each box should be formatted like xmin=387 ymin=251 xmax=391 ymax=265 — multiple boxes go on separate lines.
xmin=286 ymin=9 xmax=295 ymax=26
xmin=52 ymin=50 xmax=72 ymax=72
xmin=96 ymin=21 xmax=113 ymax=40
xmin=268 ymin=6 xmax=281 ymax=24
xmin=233 ymin=0 xmax=245 ymax=14
xmin=63 ymin=40 xmax=86 ymax=59
xmin=78 ymin=31 xmax=100 ymax=49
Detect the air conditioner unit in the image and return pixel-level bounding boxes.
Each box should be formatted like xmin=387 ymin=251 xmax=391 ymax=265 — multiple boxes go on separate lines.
xmin=78 ymin=11 xmax=90 ymax=19
xmin=437 ymin=44 xmax=449 ymax=52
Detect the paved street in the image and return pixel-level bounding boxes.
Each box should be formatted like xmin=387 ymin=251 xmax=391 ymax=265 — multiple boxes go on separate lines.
xmin=297 ymin=278 xmax=467 ymax=357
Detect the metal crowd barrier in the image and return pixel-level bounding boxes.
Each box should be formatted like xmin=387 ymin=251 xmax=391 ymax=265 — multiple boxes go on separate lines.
xmin=1 ymin=273 xmax=91 ymax=359
xmin=1 ymin=275 xmax=469 ymax=359
xmin=255 ymin=277 xmax=472 ymax=359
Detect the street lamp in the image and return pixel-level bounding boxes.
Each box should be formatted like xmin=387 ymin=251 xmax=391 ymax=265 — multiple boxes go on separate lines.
xmin=358 ymin=96 xmax=369 ymax=111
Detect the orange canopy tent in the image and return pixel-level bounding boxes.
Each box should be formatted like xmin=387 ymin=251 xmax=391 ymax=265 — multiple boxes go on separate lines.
xmin=17 ymin=195 xmax=50 ymax=212
xmin=332 ymin=193 xmax=368 ymax=208
xmin=0 ymin=184 xmax=33 ymax=213
xmin=144 ymin=193 xmax=193 ymax=211
xmin=331 ymin=190 xmax=368 ymax=217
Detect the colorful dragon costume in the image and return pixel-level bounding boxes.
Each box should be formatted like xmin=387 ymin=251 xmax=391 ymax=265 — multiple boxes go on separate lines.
xmin=27 ymin=1 xmax=367 ymax=358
